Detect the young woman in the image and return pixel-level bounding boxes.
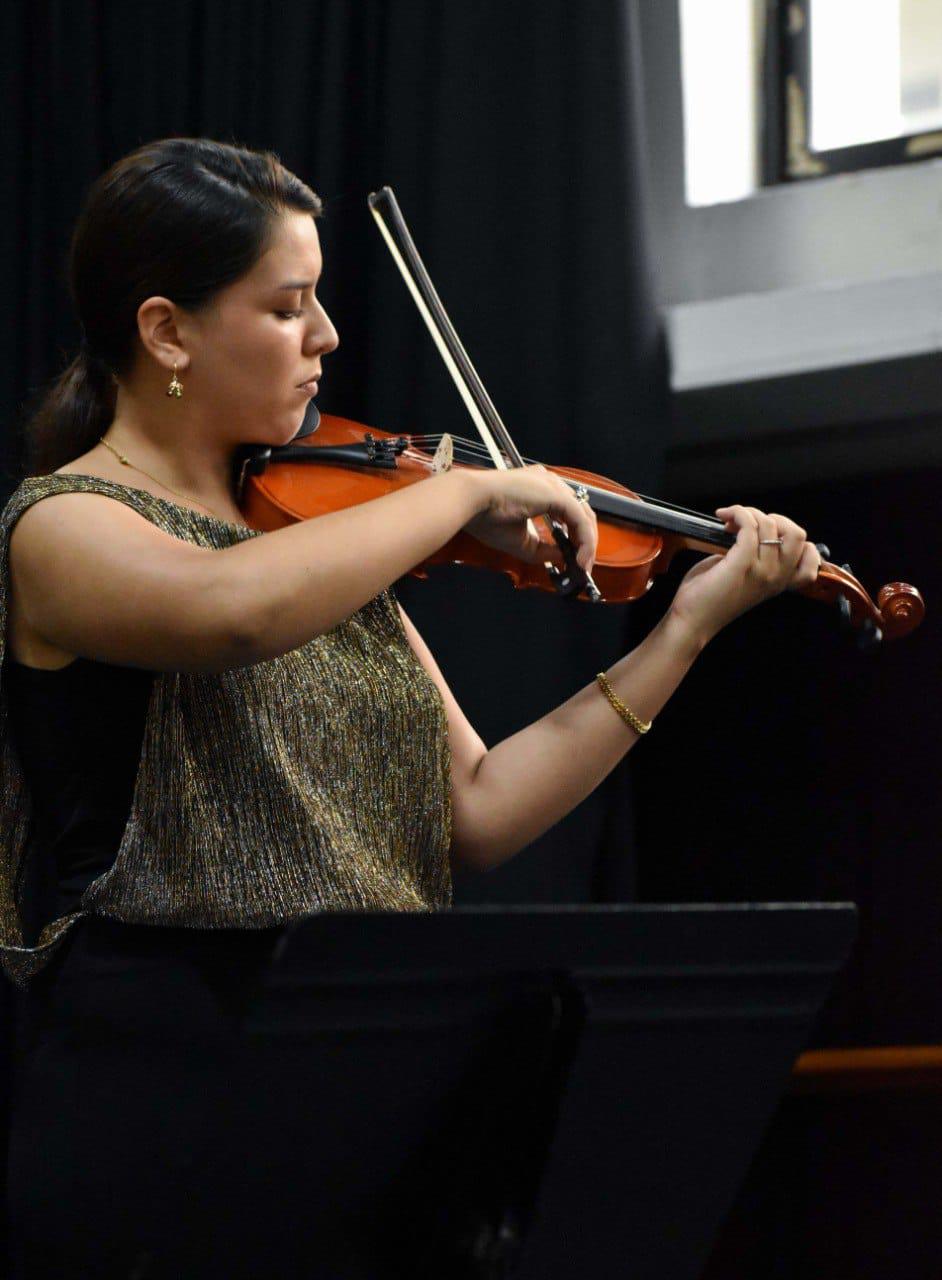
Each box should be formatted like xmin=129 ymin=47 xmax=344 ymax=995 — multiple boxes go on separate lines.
xmin=0 ymin=137 xmax=820 ymax=1275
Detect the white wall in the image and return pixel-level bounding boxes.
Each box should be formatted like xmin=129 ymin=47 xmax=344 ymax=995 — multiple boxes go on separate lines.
xmin=631 ymin=0 xmax=942 ymax=480
xmin=636 ymin=0 xmax=942 ymax=308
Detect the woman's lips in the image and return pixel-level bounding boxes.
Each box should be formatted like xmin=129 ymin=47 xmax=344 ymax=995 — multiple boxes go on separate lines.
xmin=298 ymin=379 xmax=319 ymax=396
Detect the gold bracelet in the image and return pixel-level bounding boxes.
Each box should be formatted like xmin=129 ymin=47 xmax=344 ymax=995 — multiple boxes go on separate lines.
xmin=595 ymin=672 xmax=652 ymax=735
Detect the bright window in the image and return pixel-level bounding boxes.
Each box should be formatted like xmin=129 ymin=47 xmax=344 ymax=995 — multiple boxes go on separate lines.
xmin=679 ymin=0 xmax=759 ymax=207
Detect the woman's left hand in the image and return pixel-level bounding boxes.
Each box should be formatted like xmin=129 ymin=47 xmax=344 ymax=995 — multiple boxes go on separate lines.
xmin=667 ymin=504 xmax=822 ymax=648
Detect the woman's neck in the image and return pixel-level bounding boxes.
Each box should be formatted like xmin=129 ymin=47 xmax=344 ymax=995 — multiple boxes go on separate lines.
xmin=100 ymin=405 xmax=240 ymax=518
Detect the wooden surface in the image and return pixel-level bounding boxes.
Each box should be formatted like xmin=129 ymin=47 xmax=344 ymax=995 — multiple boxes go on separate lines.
xmin=792 ymin=1045 xmax=942 ymax=1093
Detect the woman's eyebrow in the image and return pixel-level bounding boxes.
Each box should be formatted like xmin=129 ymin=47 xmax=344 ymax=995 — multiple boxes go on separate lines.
xmin=275 ymin=279 xmax=316 ymax=291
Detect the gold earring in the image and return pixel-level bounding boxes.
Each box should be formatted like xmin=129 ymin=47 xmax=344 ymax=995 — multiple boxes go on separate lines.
xmin=166 ymin=362 xmax=183 ymax=398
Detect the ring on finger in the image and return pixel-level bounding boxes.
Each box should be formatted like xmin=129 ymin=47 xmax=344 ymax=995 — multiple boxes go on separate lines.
xmin=573 ymin=484 xmax=590 ymax=504
xmin=758 ymin=537 xmax=784 ymax=547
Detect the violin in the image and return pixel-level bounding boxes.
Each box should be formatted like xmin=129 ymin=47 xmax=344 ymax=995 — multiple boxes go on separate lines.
xmin=235 ymin=188 xmax=924 ymax=649
xmin=236 ymin=407 xmax=922 ymax=645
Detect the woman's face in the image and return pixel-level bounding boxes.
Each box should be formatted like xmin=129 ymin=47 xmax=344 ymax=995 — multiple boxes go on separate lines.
xmin=180 ymin=210 xmax=339 ymax=445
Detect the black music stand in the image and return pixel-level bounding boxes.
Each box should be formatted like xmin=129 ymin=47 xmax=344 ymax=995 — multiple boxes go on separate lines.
xmin=197 ymin=902 xmax=856 ymax=1280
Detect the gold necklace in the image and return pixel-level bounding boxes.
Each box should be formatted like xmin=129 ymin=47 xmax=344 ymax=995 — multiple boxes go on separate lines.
xmin=97 ymin=435 xmax=226 ymax=521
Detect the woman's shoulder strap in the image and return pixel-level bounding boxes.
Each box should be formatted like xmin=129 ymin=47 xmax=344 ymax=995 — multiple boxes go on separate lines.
xmin=3 ymin=473 xmax=171 ymax=530
xmin=0 ymin=474 xmax=255 ymax=549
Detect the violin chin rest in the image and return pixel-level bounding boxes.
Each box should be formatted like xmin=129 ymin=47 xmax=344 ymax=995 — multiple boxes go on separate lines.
xmin=292 ymin=402 xmax=321 ymax=442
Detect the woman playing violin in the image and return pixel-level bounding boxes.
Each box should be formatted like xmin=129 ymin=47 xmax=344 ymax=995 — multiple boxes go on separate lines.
xmin=8 ymin=140 xmax=821 ymax=878
xmin=0 ymin=137 xmax=820 ymax=1275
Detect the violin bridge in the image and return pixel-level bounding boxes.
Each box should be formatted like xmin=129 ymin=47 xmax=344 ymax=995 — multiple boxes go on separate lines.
xmin=431 ymin=433 xmax=454 ymax=474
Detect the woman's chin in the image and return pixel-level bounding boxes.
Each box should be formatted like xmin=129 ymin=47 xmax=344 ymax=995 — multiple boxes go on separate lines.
xmin=232 ymin=403 xmax=313 ymax=449
xmin=285 ymin=407 xmax=309 ymax=441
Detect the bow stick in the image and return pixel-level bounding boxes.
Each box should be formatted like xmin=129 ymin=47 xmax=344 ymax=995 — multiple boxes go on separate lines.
xmin=368 ymin=185 xmax=601 ymax=603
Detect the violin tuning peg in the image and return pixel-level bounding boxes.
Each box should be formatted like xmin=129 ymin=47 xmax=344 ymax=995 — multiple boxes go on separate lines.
xmin=841 ymin=562 xmax=853 ymax=574
xmin=815 ymin=543 xmax=831 ymax=561
xmin=837 ymin=595 xmax=853 ymax=630
xmin=856 ymin=619 xmax=883 ymax=652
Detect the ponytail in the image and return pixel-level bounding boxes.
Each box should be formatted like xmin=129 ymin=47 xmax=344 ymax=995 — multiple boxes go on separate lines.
xmin=21 ymin=345 xmax=117 ymax=478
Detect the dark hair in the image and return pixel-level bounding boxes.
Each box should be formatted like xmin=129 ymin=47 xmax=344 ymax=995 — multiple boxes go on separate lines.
xmin=22 ymin=136 xmax=322 ymax=476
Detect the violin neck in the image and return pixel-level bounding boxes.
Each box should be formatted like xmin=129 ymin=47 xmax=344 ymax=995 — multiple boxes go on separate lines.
xmin=584 ymin=485 xmax=735 ymax=551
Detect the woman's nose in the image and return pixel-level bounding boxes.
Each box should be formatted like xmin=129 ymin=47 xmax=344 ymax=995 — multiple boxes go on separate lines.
xmin=309 ymin=303 xmax=339 ymax=355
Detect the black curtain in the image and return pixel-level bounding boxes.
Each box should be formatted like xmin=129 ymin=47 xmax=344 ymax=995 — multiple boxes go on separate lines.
xmin=1 ymin=0 xmax=668 ymax=904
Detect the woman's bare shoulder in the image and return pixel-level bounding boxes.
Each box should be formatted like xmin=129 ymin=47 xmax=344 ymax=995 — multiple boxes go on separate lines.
xmin=7 ymin=462 xmax=139 ymax=667
xmin=6 ymin=458 xmax=116 ymax=665
xmin=6 ymin=479 xmax=246 ymax=674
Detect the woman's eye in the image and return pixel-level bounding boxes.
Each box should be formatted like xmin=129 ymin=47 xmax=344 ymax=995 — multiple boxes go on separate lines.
xmin=276 ymin=310 xmax=303 ymax=320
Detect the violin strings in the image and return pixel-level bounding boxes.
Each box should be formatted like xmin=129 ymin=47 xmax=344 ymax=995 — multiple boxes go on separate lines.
xmin=403 ymin=433 xmax=726 ymax=528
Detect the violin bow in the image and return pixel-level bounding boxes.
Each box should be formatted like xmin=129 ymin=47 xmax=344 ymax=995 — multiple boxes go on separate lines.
xmin=368 ymin=185 xmax=601 ymax=603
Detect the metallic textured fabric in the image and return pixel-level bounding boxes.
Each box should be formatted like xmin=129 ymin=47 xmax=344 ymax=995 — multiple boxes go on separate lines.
xmin=0 ymin=474 xmax=453 ymax=988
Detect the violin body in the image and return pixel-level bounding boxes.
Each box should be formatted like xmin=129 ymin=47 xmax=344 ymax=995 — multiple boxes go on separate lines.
xmin=237 ymin=413 xmax=925 ymax=642
xmin=241 ymin=413 xmax=664 ymax=602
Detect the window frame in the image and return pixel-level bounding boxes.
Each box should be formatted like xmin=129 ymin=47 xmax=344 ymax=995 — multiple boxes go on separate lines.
xmin=768 ymin=0 xmax=942 ymax=184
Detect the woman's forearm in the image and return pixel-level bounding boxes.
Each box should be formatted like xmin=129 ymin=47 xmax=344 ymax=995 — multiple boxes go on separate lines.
xmin=218 ymin=470 xmax=481 ymax=661
xmin=452 ymin=609 xmax=705 ymax=871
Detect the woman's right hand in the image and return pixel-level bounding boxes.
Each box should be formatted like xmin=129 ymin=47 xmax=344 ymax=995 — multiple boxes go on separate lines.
xmin=460 ymin=465 xmax=598 ymax=571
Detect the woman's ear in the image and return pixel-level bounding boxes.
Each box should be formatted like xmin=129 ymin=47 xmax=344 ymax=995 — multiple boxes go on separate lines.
xmin=136 ymin=296 xmax=190 ymax=373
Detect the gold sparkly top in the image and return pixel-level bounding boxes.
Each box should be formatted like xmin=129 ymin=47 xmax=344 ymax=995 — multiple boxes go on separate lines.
xmin=0 ymin=474 xmax=453 ymax=988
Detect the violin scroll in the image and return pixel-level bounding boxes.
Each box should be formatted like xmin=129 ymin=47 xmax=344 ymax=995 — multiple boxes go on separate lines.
xmin=802 ymin=560 xmax=925 ymax=646
xmin=876 ymin=581 xmax=925 ymax=640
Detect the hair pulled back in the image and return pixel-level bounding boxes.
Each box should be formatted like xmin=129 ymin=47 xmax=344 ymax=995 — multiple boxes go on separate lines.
xmin=23 ymin=136 xmax=322 ymax=476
